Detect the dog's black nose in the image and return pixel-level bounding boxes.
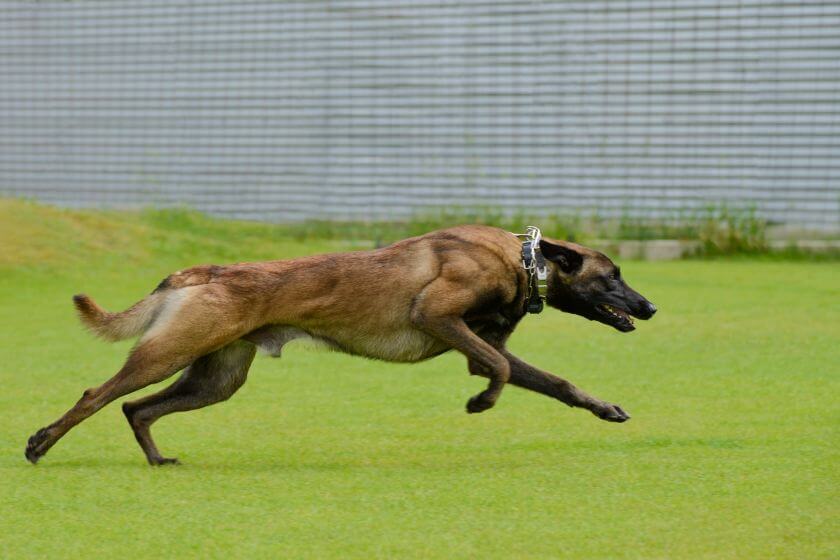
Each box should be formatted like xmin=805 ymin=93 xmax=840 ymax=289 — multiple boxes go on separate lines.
xmin=646 ymin=302 xmax=657 ymax=316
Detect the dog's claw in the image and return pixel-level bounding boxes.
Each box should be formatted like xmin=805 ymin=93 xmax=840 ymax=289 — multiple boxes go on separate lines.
xmin=595 ymin=403 xmax=631 ymax=423
xmin=24 ymin=446 xmax=40 ymax=464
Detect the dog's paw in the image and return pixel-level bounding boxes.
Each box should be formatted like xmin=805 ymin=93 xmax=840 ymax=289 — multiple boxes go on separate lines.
xmin=25 ymin=427 xmax=51 ymax=464
xmin=148 ymin=456 xmax=180 ymax=466
xmin=594 ymin=403 xmax=631 ymax=423
xmin=466 ymin=393 xmax=495 ymax=414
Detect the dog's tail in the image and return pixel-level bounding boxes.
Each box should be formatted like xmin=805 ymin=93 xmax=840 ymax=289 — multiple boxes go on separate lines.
xmin=72 ymin=291 xmax=167 ymax=342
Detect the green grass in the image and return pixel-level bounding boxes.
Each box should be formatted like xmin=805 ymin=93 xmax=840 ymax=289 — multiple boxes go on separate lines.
xmin=0 ymin=199 xmax=838 ymax=558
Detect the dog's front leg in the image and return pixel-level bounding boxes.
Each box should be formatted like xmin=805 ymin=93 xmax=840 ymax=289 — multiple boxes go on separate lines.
xmin=421 ymin=318 xmax=511 ymax=413
xmin=411 ymin=309 xmax=510 ymax=413
xmin=470 ymin=352 xmax=630 ymax=423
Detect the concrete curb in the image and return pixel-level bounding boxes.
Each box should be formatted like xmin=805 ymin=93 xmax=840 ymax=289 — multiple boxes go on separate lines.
xmin=590 ymin=240 xmax=701 ymax=260
xmin=767 ymin=239 xmax=840 ymax=252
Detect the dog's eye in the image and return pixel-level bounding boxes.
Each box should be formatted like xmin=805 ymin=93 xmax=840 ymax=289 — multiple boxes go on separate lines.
xmin=609 ymin=269 xmax=621 ymax=281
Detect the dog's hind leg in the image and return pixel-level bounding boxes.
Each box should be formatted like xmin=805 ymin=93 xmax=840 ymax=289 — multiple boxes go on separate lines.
xmin=25 ymin=337 xmax=199 ymax=464
xmin=122 ymin=340 xmax=256 ymax=465
xmin=26 ymin=290 xmax=249 ymax=465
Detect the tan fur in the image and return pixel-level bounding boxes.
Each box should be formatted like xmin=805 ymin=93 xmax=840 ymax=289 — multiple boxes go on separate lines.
xmin=27 ymin=225 xmax=650 ymax=465
xmin=73 ymin=291 xmax=167 ymax=342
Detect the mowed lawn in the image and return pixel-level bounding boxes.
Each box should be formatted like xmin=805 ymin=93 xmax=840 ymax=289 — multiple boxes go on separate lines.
xmin=0 ymin=201 xmax=837 ymax=558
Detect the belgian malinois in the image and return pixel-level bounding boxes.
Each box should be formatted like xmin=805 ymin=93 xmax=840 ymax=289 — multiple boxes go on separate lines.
xmin=26 ymin=225 xmax=656 ymax=465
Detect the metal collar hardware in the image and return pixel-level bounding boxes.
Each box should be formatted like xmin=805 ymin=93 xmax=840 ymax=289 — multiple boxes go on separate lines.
xmin=513 ymin=226 xmax=548 ymax=314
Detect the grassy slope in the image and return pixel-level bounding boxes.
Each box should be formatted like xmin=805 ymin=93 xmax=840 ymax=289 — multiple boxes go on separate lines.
xmin=0 ymin=199 xmax=837 ymax=559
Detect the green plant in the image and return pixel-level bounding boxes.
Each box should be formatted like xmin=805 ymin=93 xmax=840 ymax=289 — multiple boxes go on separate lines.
xmin=694 ymin=205 xmax=768 ymax=255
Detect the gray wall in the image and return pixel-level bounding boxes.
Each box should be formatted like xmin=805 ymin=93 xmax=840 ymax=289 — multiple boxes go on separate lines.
xmin=1 ymin=1 xmax=839 ymax=229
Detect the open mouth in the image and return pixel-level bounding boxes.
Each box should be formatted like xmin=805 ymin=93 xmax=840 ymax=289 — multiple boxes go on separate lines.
xmin=597 ymin=304 xmax=635 ymax=332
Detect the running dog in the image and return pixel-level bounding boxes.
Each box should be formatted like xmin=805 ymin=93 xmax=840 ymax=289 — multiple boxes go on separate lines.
xmin=26 ymin=225 xmax=656 ymax=465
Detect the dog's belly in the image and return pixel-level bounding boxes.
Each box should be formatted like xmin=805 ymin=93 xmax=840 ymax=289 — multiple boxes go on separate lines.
xmin=332 ymin=328 xmax=451 ymax=362
xmin=245 ymin=324 xmax=450 ymax=363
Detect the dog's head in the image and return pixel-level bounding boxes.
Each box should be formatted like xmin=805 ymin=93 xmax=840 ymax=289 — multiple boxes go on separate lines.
xmin=540 ymin=239 xmax=656 ymax=332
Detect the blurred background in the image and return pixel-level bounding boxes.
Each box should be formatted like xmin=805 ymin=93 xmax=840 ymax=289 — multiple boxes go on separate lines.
xmin=1 ymin=1 xmax=839 ymax=244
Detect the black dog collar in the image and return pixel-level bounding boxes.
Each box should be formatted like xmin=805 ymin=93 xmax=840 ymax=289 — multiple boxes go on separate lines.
xmin=514 ymin=226 xmax=548 ymax=314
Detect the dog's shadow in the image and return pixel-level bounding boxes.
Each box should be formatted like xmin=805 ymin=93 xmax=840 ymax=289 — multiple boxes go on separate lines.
xmin=22 ymin=436 xmax=745 ymax=472
xmin=23 ymin=457 xmax=383 ymax=473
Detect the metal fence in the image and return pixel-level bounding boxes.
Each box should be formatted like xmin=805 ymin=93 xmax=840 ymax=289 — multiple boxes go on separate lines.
xmin=1 ymin=1 xmax=839 ymax=229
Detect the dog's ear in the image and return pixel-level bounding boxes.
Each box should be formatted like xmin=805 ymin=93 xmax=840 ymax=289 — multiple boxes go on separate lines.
xmin=539 ymin=239 xmax=583 ymax=274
